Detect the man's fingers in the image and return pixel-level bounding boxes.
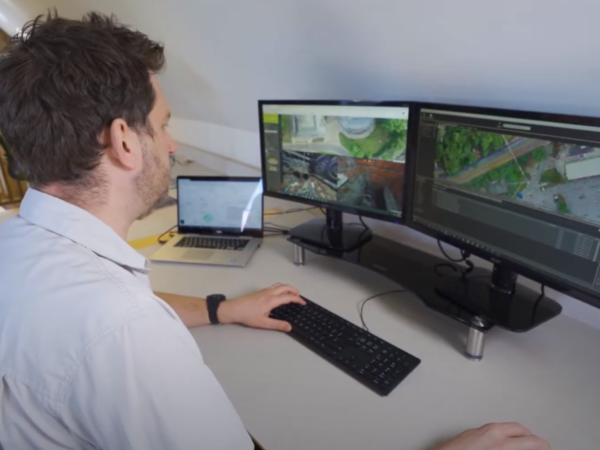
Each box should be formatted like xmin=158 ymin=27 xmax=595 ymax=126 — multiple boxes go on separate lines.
xmin=268 ymin=293 xmax=304 ymax=309
xmin=270 ymin=284 xmax=300 ymax=296
xmin=505 ymin=436 xmax=550 ymax=450
xmin=491 ymin=422 xmax=533 ymax=438
xmin=261 ymin=318 xmax=292 ymax=332
xmin=286 ymin=295 xmax=306 ymax=305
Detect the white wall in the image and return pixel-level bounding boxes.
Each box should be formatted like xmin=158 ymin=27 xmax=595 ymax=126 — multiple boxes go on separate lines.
xmin=12 ymin=0 xmax=600 ymax=328
xmin=16 ymin=0 xmax=600 ymax=164
xmin=0 ymin=1 xmax=28 ymax=34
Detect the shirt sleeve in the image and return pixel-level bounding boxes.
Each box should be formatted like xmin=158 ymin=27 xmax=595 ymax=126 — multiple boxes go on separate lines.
xmin=59 ymin=308 xmax=254 ymax=450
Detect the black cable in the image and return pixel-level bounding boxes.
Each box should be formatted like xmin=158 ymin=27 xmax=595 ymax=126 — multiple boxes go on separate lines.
xmin=437 ymin=239 xmax=476 ymax=280
xmin=434 ymin=262 xmax=458 ymax=277
xmin=158 ymin=225 xmax=178 ymax=244
xmin=532 ymin=284 xmax=546 ymax=325
xmin=359 ymin=289 xmax=406 ymax=332
xmin=264 ymin=231 xmax=289 ymax=237
xmin=437 ymin=239 xmax=466 ymax=263
xmin=263 ymin=227 xmax=289 ymax=236
xmin=537 ymin=284 xmax=546 ymax=302
xmin=343 ymin=215 xmax=370 ymax=229
xmin=462 ymin=259 xmax=475 ymax=278
xmin=359 ymin=215 xmax=369 ymax=230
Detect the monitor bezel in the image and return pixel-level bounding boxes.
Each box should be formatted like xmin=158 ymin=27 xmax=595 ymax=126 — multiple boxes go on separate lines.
xmin=405 ymin=102 xmax=600 ymax=310
xmin=258 ymin=100 xmax=416 ymax=225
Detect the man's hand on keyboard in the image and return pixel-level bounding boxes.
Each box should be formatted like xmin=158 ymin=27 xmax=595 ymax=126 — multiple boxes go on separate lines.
xmin=433 ymin=423 xmax=550 ymax=450
xmin=219 ymin=283 xmax=305 ymax=331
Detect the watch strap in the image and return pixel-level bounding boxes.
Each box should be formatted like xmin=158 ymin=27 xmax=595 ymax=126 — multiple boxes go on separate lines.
xmin=206 ymin=294 xmax=226 ymax=325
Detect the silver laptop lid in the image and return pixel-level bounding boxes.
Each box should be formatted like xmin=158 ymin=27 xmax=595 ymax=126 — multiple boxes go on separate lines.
xmin=177 ymin=176 xmax=264 ymax=238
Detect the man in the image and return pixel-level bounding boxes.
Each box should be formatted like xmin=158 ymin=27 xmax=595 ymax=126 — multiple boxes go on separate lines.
xmin=0 ymin=12 xmax=549 ymax=450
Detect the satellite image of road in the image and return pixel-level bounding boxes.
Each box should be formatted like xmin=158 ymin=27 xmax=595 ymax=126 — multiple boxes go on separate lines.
xmin=280 ymin=114 xmax=407 ymax=163
xmin=435 ymin=125 xmax=600 ymax=226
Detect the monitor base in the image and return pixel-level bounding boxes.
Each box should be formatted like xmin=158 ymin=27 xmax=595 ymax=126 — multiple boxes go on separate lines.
xmin=289 ymin=233 xmax=563 ymax=360
xmin=434 ymin=274 xmax=562 ymax=333
xmin=289 ymin=209 xmax=372 ymax=254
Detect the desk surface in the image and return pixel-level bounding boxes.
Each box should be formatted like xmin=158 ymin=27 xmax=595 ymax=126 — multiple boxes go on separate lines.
xmin=131 ymin=201 xmax=600 ymax=450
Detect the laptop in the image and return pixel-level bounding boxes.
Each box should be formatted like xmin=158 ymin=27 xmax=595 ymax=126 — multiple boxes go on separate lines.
xmin=150 ymin=176 xmax=263 ymax=267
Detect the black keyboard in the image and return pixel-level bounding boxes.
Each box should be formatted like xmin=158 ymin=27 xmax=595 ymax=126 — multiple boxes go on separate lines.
xmin=175 ymin=236 xmax=249 ymax=251
xmin=270 ymin=297 xmax=421 ymax=396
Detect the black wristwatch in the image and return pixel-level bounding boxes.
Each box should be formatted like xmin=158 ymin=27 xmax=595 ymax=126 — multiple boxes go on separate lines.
xmin=206 ymin=294 xmax=227 ymax=325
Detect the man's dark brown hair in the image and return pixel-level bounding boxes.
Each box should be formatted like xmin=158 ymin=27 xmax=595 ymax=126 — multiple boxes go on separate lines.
xmin=0 ymin=11 xmax=165 ymax=187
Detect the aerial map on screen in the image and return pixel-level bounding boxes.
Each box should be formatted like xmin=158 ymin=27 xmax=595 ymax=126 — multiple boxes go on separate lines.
xmin=434 ymin=125 xmax=600 ymax=225
xmin=262 ymin=108 xmax=408 ymax=218
xmin=280 ymin=114 xmax=408 ymax=162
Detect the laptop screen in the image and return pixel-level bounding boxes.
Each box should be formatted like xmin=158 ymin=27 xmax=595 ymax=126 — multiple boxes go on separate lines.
xmin=178 ymin=177 xmax=263 ymax=233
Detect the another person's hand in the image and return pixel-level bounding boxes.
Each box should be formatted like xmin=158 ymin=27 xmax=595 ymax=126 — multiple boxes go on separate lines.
xmin=433 ymin=423 xmax=550 ymax=450
xmin=219 ymin=283 xmax=305 ymax=331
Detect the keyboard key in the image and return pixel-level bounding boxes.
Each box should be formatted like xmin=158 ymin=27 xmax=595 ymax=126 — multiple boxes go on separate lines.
xmin=175 ymin=236 xmax=250 ymax=250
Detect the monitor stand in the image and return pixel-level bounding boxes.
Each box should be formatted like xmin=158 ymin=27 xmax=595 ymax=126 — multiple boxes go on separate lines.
xmin=289 ymin=208 xmax=372 ymax=256
xmin=289 ymin=233 xmax=562 ymax=361
xmin=434 ymin=264 xmax=562 ymax=332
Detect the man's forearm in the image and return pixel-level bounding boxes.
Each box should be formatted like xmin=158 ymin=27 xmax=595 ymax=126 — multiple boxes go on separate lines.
xmin=154 ymin=292 xmax=236 ymax=328
xmin=154 ymin=292 xmax=210 ymax=328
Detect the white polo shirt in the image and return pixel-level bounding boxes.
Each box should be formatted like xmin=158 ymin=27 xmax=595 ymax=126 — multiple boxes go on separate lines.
xmin=0 ymin=189 xmax=253 ymax=450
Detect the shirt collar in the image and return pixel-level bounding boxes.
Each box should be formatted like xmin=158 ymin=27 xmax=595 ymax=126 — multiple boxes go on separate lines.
xmin=19 ymin=189 xmax=149 ymax=273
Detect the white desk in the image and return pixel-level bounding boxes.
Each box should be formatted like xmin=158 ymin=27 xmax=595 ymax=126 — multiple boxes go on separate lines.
xmin=131 ymin=201 xmax=600 ymax=450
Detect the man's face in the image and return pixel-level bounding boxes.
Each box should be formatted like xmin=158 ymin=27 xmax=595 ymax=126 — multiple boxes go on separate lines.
xmin=135 ymin=76 xmax=177 ymax=217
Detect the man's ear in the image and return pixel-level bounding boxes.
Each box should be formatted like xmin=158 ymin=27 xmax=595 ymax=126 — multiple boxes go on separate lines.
xmin=105 ymin=118 xmax=143 ymax=171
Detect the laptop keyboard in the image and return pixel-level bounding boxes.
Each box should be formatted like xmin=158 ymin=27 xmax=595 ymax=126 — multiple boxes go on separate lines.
xmin=175 ymin=236 xmax=250 ymax=251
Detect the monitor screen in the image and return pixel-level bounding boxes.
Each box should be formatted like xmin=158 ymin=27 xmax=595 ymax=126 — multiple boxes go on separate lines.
xmin=178 ymin=178 xmax=263 ymax=231
xmin=412 ymin=105 xmax=600 ymax=299
xmin=260 ymin=102 xmax=409 ymax=220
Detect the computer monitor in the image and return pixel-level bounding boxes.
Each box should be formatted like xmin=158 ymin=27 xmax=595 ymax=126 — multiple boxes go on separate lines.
xmin=259 ymin=100 xmax=413 ymax=251
xmin=409 ymin=103 xmax=600 ymax=310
